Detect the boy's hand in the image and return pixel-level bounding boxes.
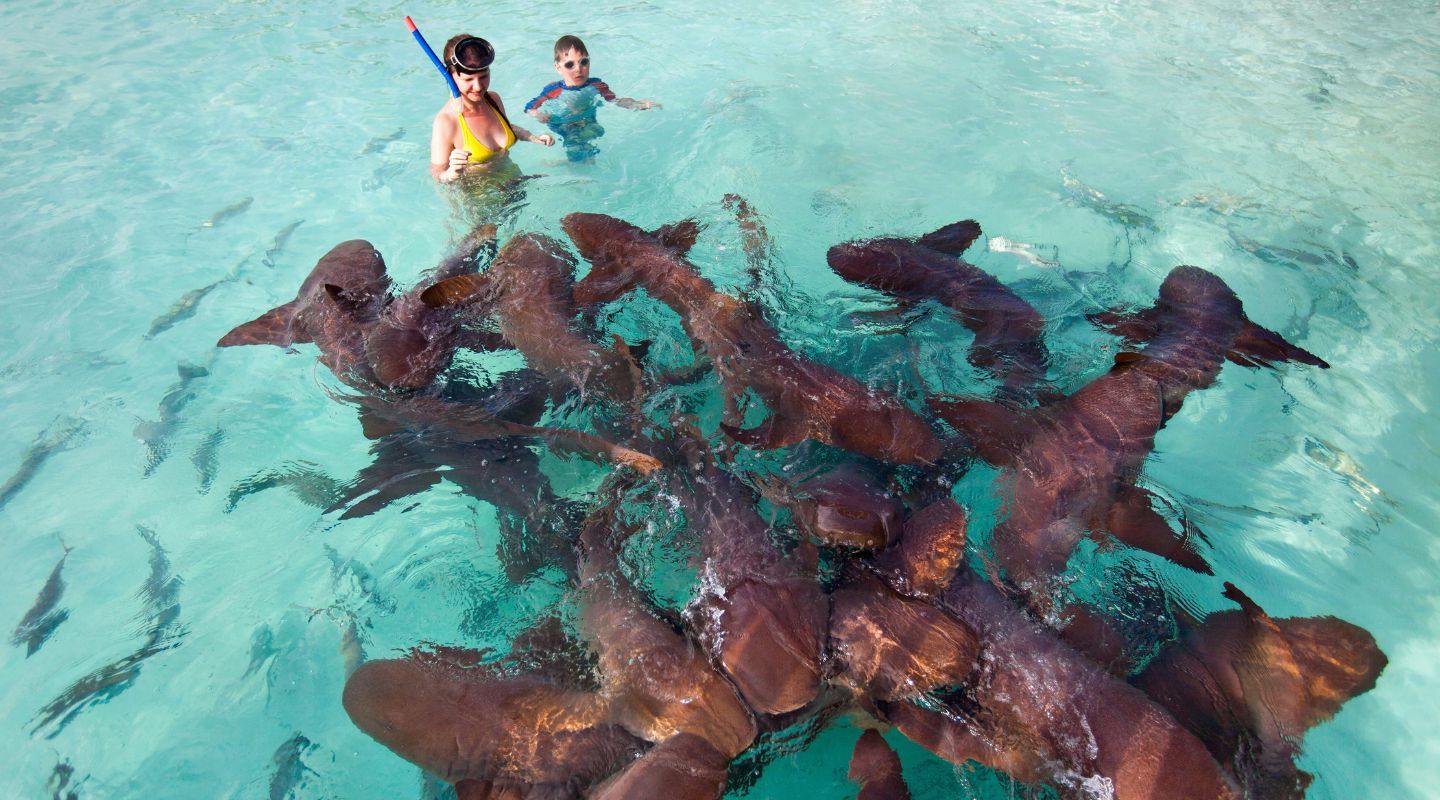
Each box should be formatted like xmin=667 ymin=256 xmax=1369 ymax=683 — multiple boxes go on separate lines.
xmin=639 ymin=100 xmax=661 ymax=110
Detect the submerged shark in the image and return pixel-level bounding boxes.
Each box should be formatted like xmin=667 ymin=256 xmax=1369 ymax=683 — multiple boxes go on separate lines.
xmin=1061 ymin=168 xmax=1159 ymax=232
xmin=0 ymin=418 xmax=86 ymax=514
xmin=31 ymin=526 xmax=186 ymax=737
xmin=931 ymin=266 xmax=1328 ymax=662
xmin=135 ymin=359 xmax=212 ymax=477
xmin=421 ymin=232 xmax=645 ymax=404
xmin=564 ymin=210 xmax=940 ymax=465
xmin=218 ymin=229 xmax=500 ymax=393
xmin=827 ymin=220 xmax=1051 ymax=394
xmin=1134 ymin=583 xmax=1386 ymax=799
xmin=11 ymin=540 xmax=74 ymax=657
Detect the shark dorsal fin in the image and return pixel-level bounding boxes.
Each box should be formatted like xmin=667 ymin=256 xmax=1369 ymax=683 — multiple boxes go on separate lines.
xmin=917 ymin=220 xmax=983 ymax=256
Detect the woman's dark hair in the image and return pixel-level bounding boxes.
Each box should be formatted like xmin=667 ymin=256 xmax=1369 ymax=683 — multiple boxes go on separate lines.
xmin=442 ymin=34 xmax=469 ymax=74
xmin=553 ymin=35 xmax=588 ymax=60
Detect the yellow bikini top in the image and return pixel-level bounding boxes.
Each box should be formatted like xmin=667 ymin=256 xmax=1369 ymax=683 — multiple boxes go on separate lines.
xmin=457 ymin=93 xmax=517 ymax=164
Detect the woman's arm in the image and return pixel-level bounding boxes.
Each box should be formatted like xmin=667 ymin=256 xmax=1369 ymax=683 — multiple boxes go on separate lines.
xmin=492 ymin=93 xmax=554 ymax=146
xmin=429 ymin=110 xmax=469 ymax=182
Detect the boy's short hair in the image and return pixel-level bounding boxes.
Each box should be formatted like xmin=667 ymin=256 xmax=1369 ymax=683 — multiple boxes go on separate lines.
xmin=554 ymin=35 xmax=588 ymax=60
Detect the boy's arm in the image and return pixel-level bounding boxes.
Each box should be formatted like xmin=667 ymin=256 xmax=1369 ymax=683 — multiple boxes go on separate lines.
xmin=495 ymin=93 xmax=555 ymax=147
xmin=592 ymin=80 xmax=660 ymax=111
xmin=524 ymin=82 xmax=563 ymax=123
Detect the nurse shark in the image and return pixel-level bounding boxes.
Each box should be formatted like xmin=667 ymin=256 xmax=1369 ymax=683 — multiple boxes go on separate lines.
xmin=930 ymin=266 xmax=1328 ymax=656
xmin=217 ymin=230 xmax=499 ymax=393
xmin=562 ymin=210 xmax=941 ymax=465
xmin=827 ymin=220 xmax=1051 ymax=395
xmin=420 ymin=232 xmax=646 ymax=404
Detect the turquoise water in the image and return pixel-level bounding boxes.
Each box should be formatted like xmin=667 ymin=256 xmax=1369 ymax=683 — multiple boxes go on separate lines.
xmin=2 ymin=0 xmax=1438 ymax=796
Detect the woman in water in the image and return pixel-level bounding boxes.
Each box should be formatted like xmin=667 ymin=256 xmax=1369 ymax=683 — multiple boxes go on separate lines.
xmin=430 ymin=34 xmax=554 ymax=183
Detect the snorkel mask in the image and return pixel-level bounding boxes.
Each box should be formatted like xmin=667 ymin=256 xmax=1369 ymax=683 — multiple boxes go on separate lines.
xmin=447 ymin=37 xmax=495 ymax=74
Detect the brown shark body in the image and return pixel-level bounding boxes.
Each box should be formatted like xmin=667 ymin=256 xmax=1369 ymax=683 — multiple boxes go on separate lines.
xmin=931 ymin=267 xmax=1328 ymax=614
xmin=754 ymin=463 xmax=904 ymax=550
xmin=561 ymin=211 xmax=940 ymax=465
xmin=219 ymin=231 xmax=500 ymax=393
xmin=421 ymin=233 xmax=644 ymax=403
xmin=827 ymin=220 xmax=1048 ymax=393
xmin=874 ymin=572 xmax=1241 ymax=800
xmin=342 ymin=654 xmax=642 ymax=798
xmin=1134 ymin=583 xmax=1386 ymax=799
xmin=672 ymin=430 xmax=828 ymax=716
xmin=848 ymin=730 xmax=911 ymax=800
xmin=576 ymin=510 xmax=758 ymax=759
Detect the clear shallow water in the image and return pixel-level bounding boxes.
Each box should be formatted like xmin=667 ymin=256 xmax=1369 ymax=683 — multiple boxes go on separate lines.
xmin=1 ymin=0 xmax=1438 ymax=797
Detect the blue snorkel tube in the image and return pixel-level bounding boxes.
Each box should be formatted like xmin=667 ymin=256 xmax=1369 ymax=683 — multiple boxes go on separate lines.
xmin=405 ymin=16 xmax=459 ymax=98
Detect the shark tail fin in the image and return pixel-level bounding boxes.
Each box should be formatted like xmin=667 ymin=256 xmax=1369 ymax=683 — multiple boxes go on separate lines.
xmin=218 ymin=299 xmax=306 ymax=347
xmin=927 ymin=396 xmax=1033 ymax=467
xmin=1227 ymin=319 xmax=1330 ymax=369
xmin=651 ymin=219 xmax=703 ymax=255
xmin=917 ymin=219 xmax=983 ymax=256
xmin=420 ymin=273 xmax=492 ymax=308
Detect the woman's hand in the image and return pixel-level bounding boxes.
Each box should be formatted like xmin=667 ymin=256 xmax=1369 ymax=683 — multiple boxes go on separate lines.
xmin=442 ymin=149 xmax=471 ymax=182
xmin=531 ymin=133 xmax=556 ymax=147
xmin=527 ymin=108 xmax=552 ymax=124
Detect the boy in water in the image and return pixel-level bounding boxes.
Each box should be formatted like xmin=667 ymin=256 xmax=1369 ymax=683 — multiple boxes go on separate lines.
xmin=524 ymin=35 xmax=660 ymax=161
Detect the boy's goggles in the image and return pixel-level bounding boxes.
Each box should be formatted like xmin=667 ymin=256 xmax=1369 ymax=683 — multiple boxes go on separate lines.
xmin=448 ymin=37 xmax=495 ymax=73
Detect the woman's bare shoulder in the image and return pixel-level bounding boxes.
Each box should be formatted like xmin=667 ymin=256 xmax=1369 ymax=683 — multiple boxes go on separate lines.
xmin=432 ymin=100 xmax=459 ymax=126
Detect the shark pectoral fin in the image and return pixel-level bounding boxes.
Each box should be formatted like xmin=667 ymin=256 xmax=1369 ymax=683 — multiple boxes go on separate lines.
xmin=926 ymin=395 xmax=1032 ymax=467
xmin=336 ymin=469 xmax=443 ymax=520
xmin=1228 ymin=319 xmax=1330 ymax=369
xmin=420 ymin=273 xmax=493 ymax=309
xmin=217 ymin=300 xmax=304 ymax=347
xmin=1087 ymin=305 xmax=1162 ymax=344
xmin=650 ymin=219 xmax=703 ymax=255
xmin=720 ymin=415 xmax=810 ymax=450
xmin=1103 ymin=485 xmax=1212 ymax=573
xmin=1108 ymin=350 xmax=1150 ymax=375
xmin=916 ymin=219 xmax=983 ymax=255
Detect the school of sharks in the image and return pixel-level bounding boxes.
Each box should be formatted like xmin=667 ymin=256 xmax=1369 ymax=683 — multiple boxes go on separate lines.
xmin=10 ymin=194 xmax=1383 ymax=799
